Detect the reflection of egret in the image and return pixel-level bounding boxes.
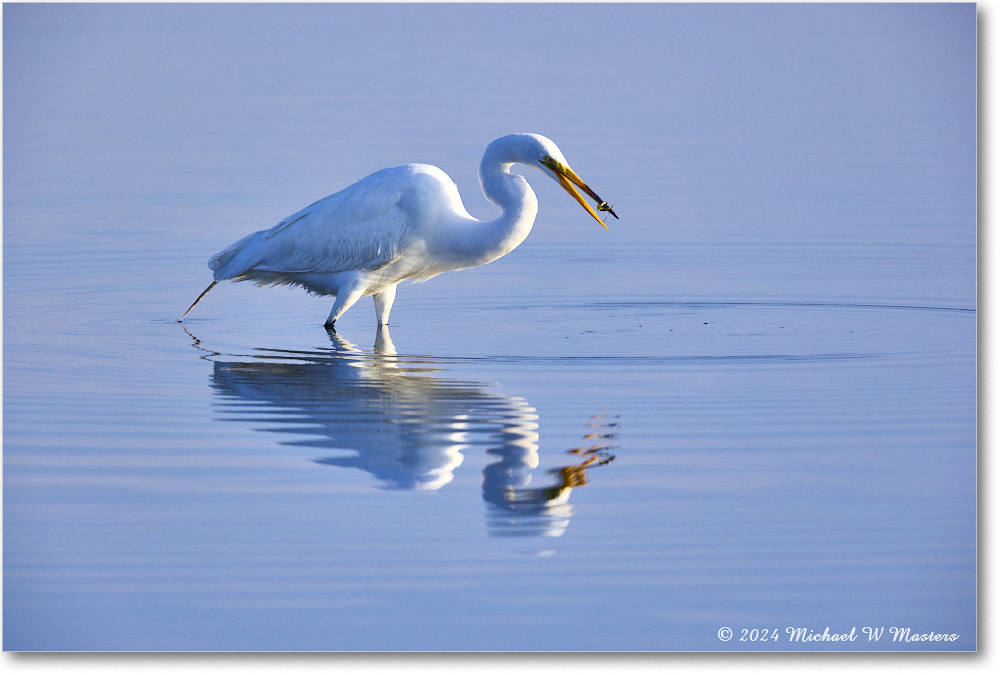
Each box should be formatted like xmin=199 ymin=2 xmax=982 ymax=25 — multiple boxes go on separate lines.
xmin=192 ymin=327 xmax=616 ymax=535
xmin=484 ymin=412 xmax=617 ymax=538
xmin=209 ymin=328 xmax=510 ymax=490
xmin=181 ymin=134 xmax=617 ymax=327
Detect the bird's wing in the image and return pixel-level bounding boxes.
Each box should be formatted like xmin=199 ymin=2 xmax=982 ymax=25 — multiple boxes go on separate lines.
xmin=257 ymin=168 xmax=417 ymax=274
xmin=211 ymin=166 xmax=430 ymax=280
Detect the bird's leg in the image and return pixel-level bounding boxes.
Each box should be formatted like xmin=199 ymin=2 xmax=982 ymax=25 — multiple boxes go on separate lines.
xmin=324 ymin=282 xmax=367 ymax=328
xmin=373 ymin=285 xmax=398 ymax=326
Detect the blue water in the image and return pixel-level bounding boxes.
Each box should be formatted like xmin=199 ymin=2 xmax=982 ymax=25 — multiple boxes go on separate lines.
xmin=3 ymin=3 xmax=977 ymax=651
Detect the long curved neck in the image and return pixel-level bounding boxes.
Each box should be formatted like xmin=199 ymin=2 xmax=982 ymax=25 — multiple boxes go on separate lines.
xmin=423 ymin=149 xmax=539 ymax=272
xmin=470 ymin=156 xmax=539 ymax=264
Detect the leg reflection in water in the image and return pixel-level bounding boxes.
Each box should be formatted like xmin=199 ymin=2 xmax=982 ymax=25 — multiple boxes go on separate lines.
xmin=188 ymin=325 xmax=618 ymax=538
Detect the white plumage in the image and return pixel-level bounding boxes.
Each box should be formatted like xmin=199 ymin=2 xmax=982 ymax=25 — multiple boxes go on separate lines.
xmin=181 ymin=133 xmax=616 ymax=328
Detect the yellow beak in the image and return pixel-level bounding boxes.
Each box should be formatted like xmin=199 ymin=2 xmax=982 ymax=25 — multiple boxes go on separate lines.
xmin=543 ymin=159 xmax=617 ymax=230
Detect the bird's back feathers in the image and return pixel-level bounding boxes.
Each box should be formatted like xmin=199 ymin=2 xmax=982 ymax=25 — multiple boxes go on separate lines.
xmin=208 ymin=164 xmax=468 ymax=288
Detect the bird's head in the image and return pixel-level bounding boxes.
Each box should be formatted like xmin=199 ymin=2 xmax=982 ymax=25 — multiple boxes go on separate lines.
xmin=491 ymin=133 xmax=619 ymax=229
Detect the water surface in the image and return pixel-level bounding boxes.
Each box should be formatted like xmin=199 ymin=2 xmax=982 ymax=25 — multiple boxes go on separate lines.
xmin=3 ymin=3 xmax=976 ymax=651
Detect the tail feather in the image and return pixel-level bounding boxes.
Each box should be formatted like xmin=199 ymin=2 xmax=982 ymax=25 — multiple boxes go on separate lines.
xmin=180 ymin=280 xmax=219 ymax=321
xmin=209 ymin=230 xmax=266 ymax=279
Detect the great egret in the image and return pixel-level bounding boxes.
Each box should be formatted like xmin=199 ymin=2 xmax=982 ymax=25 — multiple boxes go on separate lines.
xmin=181 ymin=133 xmax=617 ymax=327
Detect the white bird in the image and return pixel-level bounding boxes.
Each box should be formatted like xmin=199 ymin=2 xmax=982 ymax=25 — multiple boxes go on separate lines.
xmin=181 ymin=133 xmax=617 ymax=328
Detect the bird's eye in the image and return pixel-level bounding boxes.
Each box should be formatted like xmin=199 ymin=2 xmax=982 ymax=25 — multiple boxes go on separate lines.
xmin=542 ymin=156 xmax=554 ymax=165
